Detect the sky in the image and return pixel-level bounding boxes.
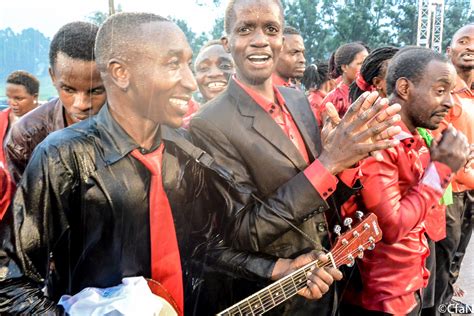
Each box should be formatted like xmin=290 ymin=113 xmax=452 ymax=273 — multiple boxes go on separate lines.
xmin=0 ymin=0 xmax=225 ymax=38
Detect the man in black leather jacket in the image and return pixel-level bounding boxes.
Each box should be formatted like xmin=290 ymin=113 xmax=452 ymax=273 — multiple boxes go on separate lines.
xmin=0 ymin=12 xmax=341 ymax=315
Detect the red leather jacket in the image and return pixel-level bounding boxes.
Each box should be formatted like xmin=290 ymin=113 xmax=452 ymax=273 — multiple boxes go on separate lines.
xmin=342 ymin=123 xmax=452 ymax=314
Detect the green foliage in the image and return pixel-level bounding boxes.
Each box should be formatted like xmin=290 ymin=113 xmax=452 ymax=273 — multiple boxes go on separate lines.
xmin=283 ymin=0 xmax=472 ymax=63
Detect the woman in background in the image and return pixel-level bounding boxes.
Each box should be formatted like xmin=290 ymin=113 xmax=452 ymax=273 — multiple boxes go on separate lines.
xmin=319 ymin=42 xmax=368 ymax=119
xmin=302 ymin=62 xmax=335 ymax=126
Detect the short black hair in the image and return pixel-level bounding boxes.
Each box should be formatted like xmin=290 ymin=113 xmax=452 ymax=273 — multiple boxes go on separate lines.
xmin=349 ymin=46 xmax=399 ymax=101
xmin=283 ymin=26 xmax=301 ymax=36
xmin=328 ymin=42 xmax=367 ymax=78
xmin=386 ymin=46 xmax=447 ymax=96
xmin=49 ymin=21 xmax=99 ymax=69
xmin=224 ymin=0 xmax=284 ymax=34
xmin=95 ymin=12 xmax=170 ymax=73
xmin=6 ymin=70 xmax=40 ymax=95
xmin=450 ymin=23 xmax=474 ymax=46
xmin=302 ymin=62 xmax=330 ymax=90
xmin=198 ymin=39 xmax=224 ymax=54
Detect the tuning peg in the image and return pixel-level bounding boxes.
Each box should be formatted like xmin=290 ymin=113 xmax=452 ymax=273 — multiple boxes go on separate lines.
xmin=357 ymin=245 xmax=364 ymax=258
xmin=333 ymin=225 xmax=341 ymax=237
xmin=368 ymin=237 xmax=376 ymax=250
xmin=343 ymin=218 xmax=353 ymax=230
xmin=346 ymin=254 xmax=355 ymax=267
xmin=355 ymin=211 xmax=364 ymax=221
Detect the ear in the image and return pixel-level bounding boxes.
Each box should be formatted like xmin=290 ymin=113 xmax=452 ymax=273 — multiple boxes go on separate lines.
xmin=108 ymin=59 xmax=130 ymax=91
xmin=221 ymin=36 xmax=231 ymax=53
xmin=446 ymin=46 xmax=452 ymax=59
xmin=372 ymin=76 xmax=384 ymax=90
xmin=395 ymin=77 xmax=410 ymax=101
xmin=48 ymin=67 xmax=56 ymax=83
xmin=341 ymin=64 xmax=348 ymax=74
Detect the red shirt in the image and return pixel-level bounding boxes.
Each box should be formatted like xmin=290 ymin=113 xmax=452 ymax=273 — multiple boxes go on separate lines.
xmin=182 ymin=98 xmax=200 ymax=129
xmin=0 ymin=108 xmax=11 ymax=166
xmin=307 ymin=89 xmax=327 ymax=127
xmin=435 ymin=75 xmax=474 ymax=192
xmin=320 ymin=81 xmax=350 ymax=119
xmin=233 ymin=76 xmax=342 ymax=200
xmin=342 ymin=122 xmax=452 ymax=314
xmin=0 ymin=108 xmax=13 ymax=220
xmin=272 ymin=73 xmax=291 ymax=88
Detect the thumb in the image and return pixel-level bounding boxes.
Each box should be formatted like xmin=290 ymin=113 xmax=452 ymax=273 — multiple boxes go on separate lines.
xmin=323 ymin=102 xmax=341 ymax=126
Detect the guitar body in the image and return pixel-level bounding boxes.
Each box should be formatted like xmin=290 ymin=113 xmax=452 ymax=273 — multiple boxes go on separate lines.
xmin=147 ymin=279 xmax=180 ymax=316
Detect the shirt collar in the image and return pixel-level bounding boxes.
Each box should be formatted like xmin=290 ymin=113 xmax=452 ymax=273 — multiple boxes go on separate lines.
xmin=95 ymin=105 xmax=162 ymax=165
xmin=272 ymin=73 xmax=291 ymax=87
xmin=452 ymin=74 xmax=474 ymax=96
xmin=233 ymin=74 xmax=287 ymax=113
xmin=392 ymin=121 xmax=427 ymax=150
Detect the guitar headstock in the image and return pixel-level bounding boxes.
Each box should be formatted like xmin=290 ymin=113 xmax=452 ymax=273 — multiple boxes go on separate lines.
xmin=331 ymin=212 xmax=382 ymax=268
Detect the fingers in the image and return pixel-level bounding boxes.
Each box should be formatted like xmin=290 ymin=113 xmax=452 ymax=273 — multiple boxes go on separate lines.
xmin=349 ymin=97 xmax=390 ymax=131
xmin=342 ymin=91 xmax=377 ymax=123
xmin=353 ymin=119 xmax=401 ymax=144
xmin=369 ymin=103 xmax=402 ymax=126
xmin=465 ymin=144 xmax=474 ymax=171
xmin=325 ymin=102 xmax=342 ymax=125
xmin=298 ymin=265 xmax=343 ymax=300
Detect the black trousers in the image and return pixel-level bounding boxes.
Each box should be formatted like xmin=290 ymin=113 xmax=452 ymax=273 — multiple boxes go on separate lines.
xmin=423 ymin=191 xmax=473 ymax=316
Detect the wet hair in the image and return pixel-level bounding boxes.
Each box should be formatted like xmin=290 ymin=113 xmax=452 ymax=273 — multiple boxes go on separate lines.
xmin=95 ymin=12 xmax=170 ymax=73
xmin=6 ymin=70 xmax=40 ymax=96
xmin=301 ymin=62 xmax=330 ymax=90
xmin=349 ymin=46 xmax=399 ymax=101
xmin=386 ymin=46 xmax=448 ymax=96
xmin=328 ymin=42 xmax=367 ymax=79
xmin=49 ymin=21 xmax=99 ymax=69
xmin=224 ymin=0 xmax=284 ymax=34
xmin=283 ymin=26 xmax=301 ymax=36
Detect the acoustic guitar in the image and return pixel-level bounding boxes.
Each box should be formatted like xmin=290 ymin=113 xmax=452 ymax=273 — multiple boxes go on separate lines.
xmin=216 ymin=212 xmax=382 ymax=315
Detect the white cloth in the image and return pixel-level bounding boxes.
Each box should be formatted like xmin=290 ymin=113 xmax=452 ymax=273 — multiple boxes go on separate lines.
xmin=58 ymin=277 xmax=174 ymax=316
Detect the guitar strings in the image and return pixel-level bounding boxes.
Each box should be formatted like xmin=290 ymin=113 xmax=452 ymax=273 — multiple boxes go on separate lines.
xmin=224 ymin=228 xmax=375 ymax=316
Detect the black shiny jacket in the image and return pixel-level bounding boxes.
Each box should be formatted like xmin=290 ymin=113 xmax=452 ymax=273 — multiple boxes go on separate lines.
xmin=0 ymin=106 xmax=274 ymax=315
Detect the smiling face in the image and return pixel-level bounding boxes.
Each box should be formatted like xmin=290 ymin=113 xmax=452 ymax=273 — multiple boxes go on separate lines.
xmin=448 ymin=25 xmax=474 ymax=72
xmin=223 ymin=0 xmax=284 ymax=87
xmin=126 ymin=21 xmax=197 ymax=128
xmin=404 ymin=60 xmax=457 ymax=131
xmin=275 ymin=34 xmax=306 ymax=81
xmin=50 ymin=52 xmax=107 ymax=126
xmin=6 ymin=83 xmax=37 ymax=117
xmin=194 ymin=44 xmax=234 ymax=101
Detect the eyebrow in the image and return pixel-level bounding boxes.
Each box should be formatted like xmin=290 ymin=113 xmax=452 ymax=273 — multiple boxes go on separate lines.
xmin=165 ymin=49 xmax=184 ymax=58
xmin=436 ymin=78 xmax=452 ymax=85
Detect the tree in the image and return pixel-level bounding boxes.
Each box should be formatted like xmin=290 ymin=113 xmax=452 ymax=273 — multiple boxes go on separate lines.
xmin=443 ymin=0 xmax=473 ymax=50
xmin=172 ymin=19 xmax=209 ymax=56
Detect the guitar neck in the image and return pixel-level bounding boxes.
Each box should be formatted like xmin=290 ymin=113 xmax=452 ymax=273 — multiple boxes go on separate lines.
xmin=217 ymin=257 xmax=325 ymax=315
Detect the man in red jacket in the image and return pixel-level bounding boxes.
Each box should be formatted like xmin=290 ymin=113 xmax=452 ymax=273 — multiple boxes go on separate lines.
xmin=340 ymin=47 xmax=470 ymax=315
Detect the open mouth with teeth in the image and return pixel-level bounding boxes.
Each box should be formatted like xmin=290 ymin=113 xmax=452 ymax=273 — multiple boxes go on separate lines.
xmin=461 ymin=53 xmax=474 ymax=60
xmin=207 ymin=81 xmax=227 ymax=91
xmin=169 ymin=98 xmax=189 ymax=115
xmin=248 ymin=54 xmax=271 ymax=65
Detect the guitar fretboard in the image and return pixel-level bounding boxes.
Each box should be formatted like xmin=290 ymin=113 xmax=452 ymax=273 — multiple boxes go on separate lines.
xmin=217 ymin=259 xmax=321 ymax=315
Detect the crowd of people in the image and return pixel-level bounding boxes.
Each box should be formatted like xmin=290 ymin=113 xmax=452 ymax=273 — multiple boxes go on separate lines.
xmin=0 ymin=0 xmax=473 ymax=315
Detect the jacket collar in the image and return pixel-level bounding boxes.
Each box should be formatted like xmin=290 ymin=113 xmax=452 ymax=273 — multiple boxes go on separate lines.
xmin=227 ymin=77 xmax=316 ymax=170
xmin=94 ymin=105 xmax=187 ymax=166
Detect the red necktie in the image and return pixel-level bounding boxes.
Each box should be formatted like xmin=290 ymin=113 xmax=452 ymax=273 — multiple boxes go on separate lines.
xmin=131 ymin=144 xmax=183 ymax=315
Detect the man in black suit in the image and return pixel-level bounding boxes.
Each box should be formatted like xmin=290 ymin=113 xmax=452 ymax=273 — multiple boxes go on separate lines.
xmin=190 ymin=0 xmax=402 ymax=314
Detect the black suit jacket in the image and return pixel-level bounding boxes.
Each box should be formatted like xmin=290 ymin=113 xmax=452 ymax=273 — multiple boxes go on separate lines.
xmin=191 ymin=78 xmax=357 ymax=263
